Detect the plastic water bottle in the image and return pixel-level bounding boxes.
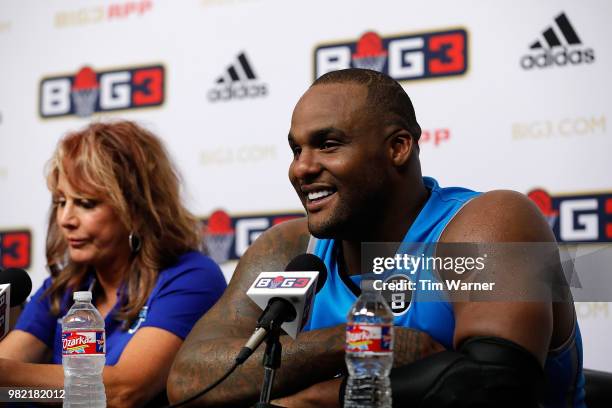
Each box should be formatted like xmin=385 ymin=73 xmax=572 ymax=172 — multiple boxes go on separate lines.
xmin=62 ymin=291 xmax=106 ymax=408
xmin=344 ymin=280 xmax=393 ymax=408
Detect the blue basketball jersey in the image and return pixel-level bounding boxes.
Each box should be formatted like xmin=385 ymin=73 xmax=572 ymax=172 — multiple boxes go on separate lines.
xmin=304 ymin=176 xmax=585 ymax=408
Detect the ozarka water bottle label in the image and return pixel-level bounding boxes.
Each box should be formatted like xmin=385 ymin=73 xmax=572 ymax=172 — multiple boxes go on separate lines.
xmin=61 ymin=331 xmax=105 ymax=355
xmin=346 ymin=324 xmax=393 ymax=353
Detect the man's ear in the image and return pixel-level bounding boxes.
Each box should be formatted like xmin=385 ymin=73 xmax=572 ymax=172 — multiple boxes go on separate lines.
xmin=388 ymin=129 xmax=415 ymax=166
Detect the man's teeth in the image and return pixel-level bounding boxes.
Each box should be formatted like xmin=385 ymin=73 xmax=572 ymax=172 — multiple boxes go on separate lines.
xmin=308 ymin=190 xmax=333 ymax=201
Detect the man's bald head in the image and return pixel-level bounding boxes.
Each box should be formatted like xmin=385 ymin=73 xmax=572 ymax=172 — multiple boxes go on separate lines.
xmin=312 ymin=68 xmax=421 ymax=142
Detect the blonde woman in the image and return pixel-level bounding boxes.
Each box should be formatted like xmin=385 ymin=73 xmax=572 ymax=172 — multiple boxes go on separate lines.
xmin=0 ymin=121 xmax=226 ymax=407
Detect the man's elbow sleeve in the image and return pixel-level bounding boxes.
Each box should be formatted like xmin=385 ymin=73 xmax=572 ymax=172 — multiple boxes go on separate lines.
xmin=390 ymin=336 xmax=544 ymax=408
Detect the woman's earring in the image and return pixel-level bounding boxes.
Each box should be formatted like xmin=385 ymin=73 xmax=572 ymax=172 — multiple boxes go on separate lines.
xmin=129 ymin=232 xmax=142 ymax=255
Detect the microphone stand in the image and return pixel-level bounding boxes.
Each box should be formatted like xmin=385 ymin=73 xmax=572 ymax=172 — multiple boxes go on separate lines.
xmin=251 ymin=298 xmax=295 ymax=408
xmin=253 ymin=326 xmax=283 ymax=408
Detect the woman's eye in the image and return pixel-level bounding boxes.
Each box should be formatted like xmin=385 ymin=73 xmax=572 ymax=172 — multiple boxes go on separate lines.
xmin=78 ymin=199 xmax=98 ymax=209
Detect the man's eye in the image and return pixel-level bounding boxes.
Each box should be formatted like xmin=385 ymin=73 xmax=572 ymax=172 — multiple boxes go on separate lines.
xmin=53 ymin=199 xmax=66 ymax=207
xmin=291 ymin=146 xmax=302 ymax=157
xmin=321 ymin=141 xmax=340 ymax=150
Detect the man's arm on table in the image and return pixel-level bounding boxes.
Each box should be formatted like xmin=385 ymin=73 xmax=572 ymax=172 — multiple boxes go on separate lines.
xmin=167 ymin=218 xmax=443 ymax=407
xmin=271 ymin=327 xmax=444 ymax=408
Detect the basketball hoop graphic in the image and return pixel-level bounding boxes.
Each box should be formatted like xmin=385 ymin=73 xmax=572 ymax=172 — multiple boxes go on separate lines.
xmin=528 ymin=189 xmax=559 ymax=229
xmin=71 ymin=66 xmax=99 ymax=117
xmin=204 ymin=210 xmax=235 ymax=264
xmin=352 ymin=32 xmax=388 ymax=72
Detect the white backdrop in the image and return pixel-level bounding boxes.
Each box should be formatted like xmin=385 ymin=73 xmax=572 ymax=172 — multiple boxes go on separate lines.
xmin=0 ymin=0 xmax=610 ymax=370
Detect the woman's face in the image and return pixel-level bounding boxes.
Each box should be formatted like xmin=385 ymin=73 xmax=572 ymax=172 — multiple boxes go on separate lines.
xmin=54 ymin=173 xmax=130 ymax=272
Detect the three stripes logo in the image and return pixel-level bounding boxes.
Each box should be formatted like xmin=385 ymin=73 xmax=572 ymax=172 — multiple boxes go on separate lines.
xmin=521 ymin=12 xmax=595 ymax=70
xmin=207 ymin=52 xmax=268 ymax=102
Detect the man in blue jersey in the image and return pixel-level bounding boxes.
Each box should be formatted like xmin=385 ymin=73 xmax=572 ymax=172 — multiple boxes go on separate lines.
xmin=168 ymin=68 xmax=585 ymax=407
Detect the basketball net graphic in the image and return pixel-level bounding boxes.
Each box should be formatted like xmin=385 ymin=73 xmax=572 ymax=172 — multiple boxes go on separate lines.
xmin=204 ymin=210 xmax=235 ymax=264
xmin=352 ymin=32 xmax=388 ymax=72
xmin=71 ymin=66 xmax=100 ymax=117
xmin=528 ymin=189 xmax=559 ymax=229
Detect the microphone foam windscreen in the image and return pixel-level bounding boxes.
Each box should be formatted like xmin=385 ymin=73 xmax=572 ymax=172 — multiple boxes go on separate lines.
xmin=285 ymin=254 xmax=327 ymax=292
xmin=0 ymin=268 xmax=33 ymax=306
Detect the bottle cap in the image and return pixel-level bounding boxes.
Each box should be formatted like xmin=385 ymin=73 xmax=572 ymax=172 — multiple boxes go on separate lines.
xmin=74 ymin=291 xmax=92 ymax=302
xmin=360 ymin=279 xmax=376 ymax=292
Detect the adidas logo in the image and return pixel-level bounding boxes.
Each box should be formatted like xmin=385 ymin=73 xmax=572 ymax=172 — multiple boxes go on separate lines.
xmin=528 ymin=12 xmax=581 ymax=49
xmin=207 ymin=52 xmax=268 ymax=102
xmin=520 ymin=12 xmax=595 ymax=70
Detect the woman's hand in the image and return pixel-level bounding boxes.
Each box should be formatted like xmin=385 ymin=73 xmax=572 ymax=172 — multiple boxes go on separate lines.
xmin=0 ymin=327 xmax=182 ymax=408
xmin=0 ymin=330 xmax=50 ymax=363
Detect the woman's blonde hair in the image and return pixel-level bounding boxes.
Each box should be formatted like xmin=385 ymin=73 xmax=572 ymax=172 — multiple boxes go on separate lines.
xmin=45 ymin=120 xmax=201 ymax=325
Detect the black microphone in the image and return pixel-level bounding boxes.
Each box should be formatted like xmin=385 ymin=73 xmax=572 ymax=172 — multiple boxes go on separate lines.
xmin=236 ymin=254 xmax=327 ymax=364
xmin=1 ymin=268 xmax=32 ymax=339
xmin=285 ymin=253 xmax=327 ymax=289
xmin=0 ymin=268 xmax=32 ymax=306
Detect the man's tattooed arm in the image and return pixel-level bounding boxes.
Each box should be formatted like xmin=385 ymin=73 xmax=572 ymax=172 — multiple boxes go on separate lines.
xmin=167 ymin=219 xmax=346 ymax=406
xmin=394 ymin=328 xmax=445 ymax=366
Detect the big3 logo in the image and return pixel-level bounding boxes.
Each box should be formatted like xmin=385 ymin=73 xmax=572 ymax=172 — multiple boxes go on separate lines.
xmin=528 ymin=189 xmax=612 ymax=242
xmin=39 ymin=64 xmax=164 ymax=118
xmin=314 ymin=29 xmax=468 ymax=81
xmin=202 ymin=210 xmax=304 ymax=264
xmin=0 ymin=230 xmax=31 ymax=269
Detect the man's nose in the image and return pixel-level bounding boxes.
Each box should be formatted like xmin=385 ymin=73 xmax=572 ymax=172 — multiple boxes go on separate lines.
xmin=291 ymin=149 xmax=322 ymax=180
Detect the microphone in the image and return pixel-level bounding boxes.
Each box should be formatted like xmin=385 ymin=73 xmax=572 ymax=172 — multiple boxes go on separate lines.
xmin=236 ymin=254 xmax=327 ymax=364
xmin=0 ymin=268 xmax=32 ymax=339
xmin=0 ymin=268 xmax=32 ymax=307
